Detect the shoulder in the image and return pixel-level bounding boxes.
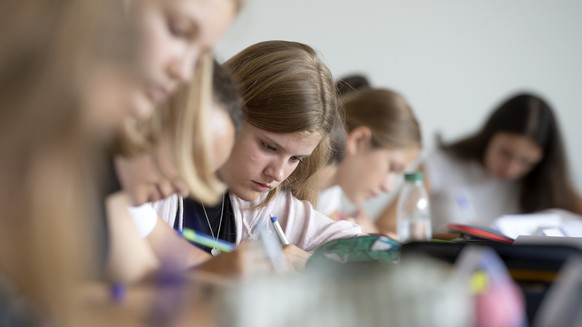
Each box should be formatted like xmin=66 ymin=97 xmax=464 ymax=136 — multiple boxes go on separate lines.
xmin=317 ymin=186 xmax=343 ymax=216
xmin=424 ymin=148 xmax=484 ymax=191
xmin=127 ymin=203 xmax=158 ymax=238
xmin=128 ymin=203 xmax=157 ymax=219
xmin=150 ymin=195 xmax=179 ymax=226
xmin=320 ymin=185 xmax=342 ymax=199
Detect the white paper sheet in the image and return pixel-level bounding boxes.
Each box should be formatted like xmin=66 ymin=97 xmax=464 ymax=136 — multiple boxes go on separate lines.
xmin=491 ymin=209 xmax=582 ymax=239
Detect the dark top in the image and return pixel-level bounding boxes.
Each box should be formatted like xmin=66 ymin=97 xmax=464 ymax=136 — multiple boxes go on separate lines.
xmin=175 ymin=193 xmax=236 ymax=254
xmin=94 ymin=155 xmax=121 ymax=279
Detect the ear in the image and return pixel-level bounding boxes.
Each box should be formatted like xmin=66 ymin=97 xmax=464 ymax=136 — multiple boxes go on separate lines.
xmin=345 ymin=126 xmax=373 ymax=155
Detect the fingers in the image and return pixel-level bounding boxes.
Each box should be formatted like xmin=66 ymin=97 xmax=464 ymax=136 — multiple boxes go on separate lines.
xmin=197 ymin=241 xmax=307 ymax=279
xmin=281 ymin=244 xmax=310 ymax=272
xmin=236 ymin=241 xmax=277 ymax=276
xmin=156 ymin=179 xmax=174 ymax=200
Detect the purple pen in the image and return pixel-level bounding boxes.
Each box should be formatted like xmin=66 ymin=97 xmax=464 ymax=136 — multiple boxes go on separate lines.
xmin=110 ymin=282 xmax=126 ymax=305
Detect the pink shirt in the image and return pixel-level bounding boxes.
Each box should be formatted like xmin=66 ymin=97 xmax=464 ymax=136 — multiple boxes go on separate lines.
xmin=152 ymin=190 xmax=364 ymax=252
xmin=231 ymin=190 xmax=364 ymax=251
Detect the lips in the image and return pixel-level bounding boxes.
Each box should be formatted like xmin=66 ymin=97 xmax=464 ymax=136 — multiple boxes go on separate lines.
xmin=251 ymin=181 xmax=272 ymax=192
xmin=367 ymin=190 xmax=381 ymax=200
xmin=147 ymin=86 xmax=171 ymax=104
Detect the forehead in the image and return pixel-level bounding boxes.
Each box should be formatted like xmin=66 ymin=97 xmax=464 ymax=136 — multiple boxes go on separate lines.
xmin=163 ymin=0 xmax=235 ymax=49
xmin=244 ymin=123 xmax=321 ymax=153
xmin=378 ymin=147 xmax=420 ymax=163
xmin=491 ymin=132 xmax=543 ymax=158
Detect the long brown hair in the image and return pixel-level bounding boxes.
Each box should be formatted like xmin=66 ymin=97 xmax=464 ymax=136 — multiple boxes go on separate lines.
xmin=444 ymin=92 xmax=581 ymax=214
xmin=225 ymin=40 xmax=339 ymax=205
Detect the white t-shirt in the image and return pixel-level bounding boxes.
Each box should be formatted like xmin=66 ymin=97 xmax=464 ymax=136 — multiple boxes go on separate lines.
xmin=128 ymin=204 xmax=158 ymax=238
xmin=317 ymin=185 xmax=343 ymax=217
xmin=425 ymin=149 xmax=520 ymax=232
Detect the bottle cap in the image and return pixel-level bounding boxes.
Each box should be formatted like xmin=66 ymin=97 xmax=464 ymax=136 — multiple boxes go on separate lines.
xmin=404 ymin=172 xmax=424 ymax=182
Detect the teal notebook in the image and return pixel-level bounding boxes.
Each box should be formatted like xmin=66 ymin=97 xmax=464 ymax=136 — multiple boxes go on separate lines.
xmin=306 ymin=235 xmax=401 ymax=269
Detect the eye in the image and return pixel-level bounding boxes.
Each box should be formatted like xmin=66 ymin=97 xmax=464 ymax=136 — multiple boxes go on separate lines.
xmin=262 ymin=142 xmax=277 ymax=152
xmin=168 ymin=17 xmax=195 ymax=39
xmin=388 ymin=163 xmax=401 ymax=174
xmin=290 ymin=156 xmax=304 ymax=164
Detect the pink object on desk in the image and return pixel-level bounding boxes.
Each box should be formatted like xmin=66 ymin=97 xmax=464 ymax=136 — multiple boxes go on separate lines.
xmin=475 ymin=282 xmax=525 ymax=327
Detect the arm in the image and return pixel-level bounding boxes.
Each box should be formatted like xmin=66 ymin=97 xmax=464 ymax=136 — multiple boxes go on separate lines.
xmin=271 ymin=191 xmax=364 ymax=252
xmin=105 ymin=192 xmax=159 ymax=282
xmin=375 ymin=197 xmax=398 ymax=236
xmin=111 ymin=195 xmax=213 ymax=281
xmin=145 ymin=218 xmax=212 ymax=270
xmin=194 ymin=241 xmax=282 ymax=278
xmin=348 ymin=209 xmax=380 ymax=234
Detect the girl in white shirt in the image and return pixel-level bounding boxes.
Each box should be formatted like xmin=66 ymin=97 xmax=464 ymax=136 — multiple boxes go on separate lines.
xmin=376 ymin=92 xmax=582 ymax=233
xmin=317 ymin=88 xmax=422 ymax=235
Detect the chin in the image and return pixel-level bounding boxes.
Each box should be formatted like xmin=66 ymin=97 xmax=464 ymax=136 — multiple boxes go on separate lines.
xmin=232 ymin=188 xmax=261 ymax=202
xmin=130 ymin=93 xmax=154 ymax=121
xmin=347 ymin=195 xmax=364 ymax=207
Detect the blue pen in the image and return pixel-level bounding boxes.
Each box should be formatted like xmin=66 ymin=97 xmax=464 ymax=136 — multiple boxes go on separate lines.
xmin=270 ymin=214 xmax=290 ymax=246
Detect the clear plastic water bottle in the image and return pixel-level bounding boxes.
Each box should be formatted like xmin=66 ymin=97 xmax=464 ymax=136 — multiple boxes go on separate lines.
xmin=397 ymin=172 xmax=432 ymax=242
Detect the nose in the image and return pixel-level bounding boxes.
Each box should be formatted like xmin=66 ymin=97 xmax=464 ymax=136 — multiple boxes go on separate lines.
xmin=168 ymin=52 xmax=197 ymax=83
xmin=380 ymin=173 xmax=396 ymax=193
xmin=264 ymin=159 xmax=286 ymax=183
xmin=503 ymin=159 xmax=524 ymax=180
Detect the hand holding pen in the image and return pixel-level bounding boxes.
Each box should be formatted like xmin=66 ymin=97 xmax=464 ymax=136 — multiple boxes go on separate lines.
xmin=269 ymin=213 xmax=310 ymax=271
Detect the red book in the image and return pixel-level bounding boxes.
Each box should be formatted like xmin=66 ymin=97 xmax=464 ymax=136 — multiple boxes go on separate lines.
xmin=447 ymin=223 xmax=514 ymax=244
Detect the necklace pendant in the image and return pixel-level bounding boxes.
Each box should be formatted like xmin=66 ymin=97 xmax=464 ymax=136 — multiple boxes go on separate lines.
xmin=211 ymin=248 xmax=221 ymax=256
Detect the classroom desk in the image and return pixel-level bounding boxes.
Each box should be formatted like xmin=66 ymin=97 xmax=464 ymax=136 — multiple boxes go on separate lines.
xmin=74 ymin=271 xmax=230 ymax=327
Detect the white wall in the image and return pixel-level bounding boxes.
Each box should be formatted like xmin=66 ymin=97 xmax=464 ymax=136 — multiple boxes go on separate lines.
xmin=215 ymin=0 xmax=582 ymax=216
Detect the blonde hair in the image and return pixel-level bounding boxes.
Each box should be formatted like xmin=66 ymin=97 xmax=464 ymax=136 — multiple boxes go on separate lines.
xmin=159 ymin=54 xmax=226 ymax=205
xmin=342 ymin=88 xmax=422 ymax=150
xmin=114 ymin=54 xmax=226 ymax=205
xmin=225 ymin=40 xmax=338 ymax=205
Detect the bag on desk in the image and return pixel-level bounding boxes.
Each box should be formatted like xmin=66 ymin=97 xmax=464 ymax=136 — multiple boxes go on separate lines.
xmin=305 ymin=234 xmax=400 ymax=270
xmin=533 ymin=257 xmax=582 ymax=327
xmin=401 ymin=240 xmax=582 ymax=324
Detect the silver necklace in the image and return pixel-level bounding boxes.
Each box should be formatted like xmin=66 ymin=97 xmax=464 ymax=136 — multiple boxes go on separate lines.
xmin=201 ymin=193 xmax=225 ymax=256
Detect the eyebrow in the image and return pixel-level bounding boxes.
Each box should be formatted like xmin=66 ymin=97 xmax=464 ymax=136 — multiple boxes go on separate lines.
xmin=168 ymin=3 xmax=202 ymax=41
xmin=262 ymin=135 xmax=312 ymax=159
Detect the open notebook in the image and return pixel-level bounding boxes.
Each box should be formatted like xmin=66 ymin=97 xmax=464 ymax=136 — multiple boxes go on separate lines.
xmin=491 ymin=209 xmax=582 ymax=239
